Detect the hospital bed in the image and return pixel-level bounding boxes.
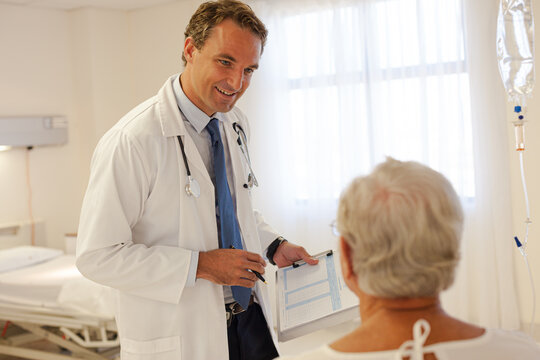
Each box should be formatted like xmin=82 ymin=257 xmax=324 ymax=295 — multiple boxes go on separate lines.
xmin=0 ymin=246 xmax=119 ymax=360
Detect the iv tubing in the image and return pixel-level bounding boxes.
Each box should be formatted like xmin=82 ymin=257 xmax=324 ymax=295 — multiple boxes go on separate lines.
xmin=519 ymin=152 xmax=531 ymax=246
xmin=517 ymin=150 xmax=536 ymax=337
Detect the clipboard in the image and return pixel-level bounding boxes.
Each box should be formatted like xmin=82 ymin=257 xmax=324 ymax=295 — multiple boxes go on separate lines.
xmin=275 ymin=249 xmax=359 ymax=342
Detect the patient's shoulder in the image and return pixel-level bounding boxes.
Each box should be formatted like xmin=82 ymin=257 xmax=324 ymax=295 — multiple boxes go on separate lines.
xmin=483 ymin=328 xmax=540 ymax=352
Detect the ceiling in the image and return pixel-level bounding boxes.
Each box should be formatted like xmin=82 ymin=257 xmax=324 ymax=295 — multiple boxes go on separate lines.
xmin=0 ymin=0 xmax=180 ymax=10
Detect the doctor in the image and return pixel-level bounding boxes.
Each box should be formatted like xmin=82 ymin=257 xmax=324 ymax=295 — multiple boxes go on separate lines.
xmin=76 ymin=1 xmax=317 ymax=359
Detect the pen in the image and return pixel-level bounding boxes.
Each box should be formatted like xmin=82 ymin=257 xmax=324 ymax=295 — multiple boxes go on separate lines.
xmin=230 ymin=245 xmax=267 ymax=284
xmin=252 ymin=270 xmax=267 ymax=284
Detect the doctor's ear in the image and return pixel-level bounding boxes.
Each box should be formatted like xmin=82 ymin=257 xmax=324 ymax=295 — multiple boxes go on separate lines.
xmin=183 ymin=37 xmax=198 ymax=63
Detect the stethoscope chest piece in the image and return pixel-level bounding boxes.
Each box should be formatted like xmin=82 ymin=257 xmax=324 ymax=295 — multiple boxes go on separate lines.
xmin=186 ymin=176 xmax=201 ymax=198
xmin=177 ymin=135 xmax=201 ymax=198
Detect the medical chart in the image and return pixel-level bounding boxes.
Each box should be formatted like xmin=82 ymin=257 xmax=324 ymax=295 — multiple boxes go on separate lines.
xmin=275 ymin=250 xmax=359 ymax=341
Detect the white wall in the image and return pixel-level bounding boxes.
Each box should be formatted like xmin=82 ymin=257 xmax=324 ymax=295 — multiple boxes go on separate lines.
xmin=129 ymin=1 xmax=199 ymax=103
xmin=0 ymin=1 xmax=196 ymax=251
xmin=0 ymin=4 xmax=80 ymax=248
xmin=70 ymin=7 xmax=134 ymax=172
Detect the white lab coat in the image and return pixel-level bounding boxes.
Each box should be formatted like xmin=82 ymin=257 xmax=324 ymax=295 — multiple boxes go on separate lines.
xmin=76 ymin=75 xmax=279 ymax=360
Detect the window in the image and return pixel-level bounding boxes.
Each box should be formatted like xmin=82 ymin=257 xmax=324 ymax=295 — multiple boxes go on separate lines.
xmin=279 ymin=0 xmax=474 ymax=200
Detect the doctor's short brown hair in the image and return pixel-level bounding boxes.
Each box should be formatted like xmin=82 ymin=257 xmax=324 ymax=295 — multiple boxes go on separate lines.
xmin=181 ymin=0 xmax=268 ymax=66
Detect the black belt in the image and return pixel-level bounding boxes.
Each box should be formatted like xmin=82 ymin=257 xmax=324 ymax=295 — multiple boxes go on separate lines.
xmin=225 ymin=294 xmax=255 ymax=327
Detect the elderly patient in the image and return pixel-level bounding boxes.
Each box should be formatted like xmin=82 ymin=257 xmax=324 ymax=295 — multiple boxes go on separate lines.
xmin=278 ymin=158 xmax=540 ymax=360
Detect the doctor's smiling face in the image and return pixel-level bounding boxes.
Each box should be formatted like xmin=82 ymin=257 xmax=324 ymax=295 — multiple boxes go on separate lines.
xmin=181 ymin=19 xmax=262 ymax=116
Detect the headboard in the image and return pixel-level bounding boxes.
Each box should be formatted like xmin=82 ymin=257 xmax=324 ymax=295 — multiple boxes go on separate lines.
xmin=0 ymin=220 xmax=45 ymax=250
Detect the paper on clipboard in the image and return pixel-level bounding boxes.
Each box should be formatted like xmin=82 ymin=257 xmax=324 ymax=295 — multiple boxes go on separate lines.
xmin=275 ymin=249 xmax=359 ymax=342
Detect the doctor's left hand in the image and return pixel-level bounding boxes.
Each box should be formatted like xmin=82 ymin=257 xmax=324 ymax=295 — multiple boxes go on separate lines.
xmin=273 ymin=242 xmax=319 ymax=268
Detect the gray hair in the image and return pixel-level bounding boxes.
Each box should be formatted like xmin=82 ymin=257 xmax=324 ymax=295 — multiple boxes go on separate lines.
xmin=336 ymin=157 xmax=463 ymax=298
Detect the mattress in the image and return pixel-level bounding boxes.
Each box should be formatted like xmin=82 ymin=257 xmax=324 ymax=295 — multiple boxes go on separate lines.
xmin=0 ymin=255 xmax=80 ymax=308
xmin=0 ymin=251 xmax=115 ymax=319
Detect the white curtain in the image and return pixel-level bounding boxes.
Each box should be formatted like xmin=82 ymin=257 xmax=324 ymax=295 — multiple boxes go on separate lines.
xmin=242 ymin=0 xmax=520 ymax=329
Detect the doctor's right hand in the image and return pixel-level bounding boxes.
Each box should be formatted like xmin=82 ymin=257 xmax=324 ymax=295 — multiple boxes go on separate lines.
xmin=196 ymin=249 xmax=266 ymax=288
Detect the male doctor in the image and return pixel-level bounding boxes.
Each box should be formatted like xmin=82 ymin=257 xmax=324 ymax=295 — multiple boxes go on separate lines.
xmin=76 ymin=1 xmax=317 ymax=359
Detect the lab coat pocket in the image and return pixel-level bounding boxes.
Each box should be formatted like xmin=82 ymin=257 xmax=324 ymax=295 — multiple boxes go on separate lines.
xmin=120 ymin=336 xmax=182 ymax=360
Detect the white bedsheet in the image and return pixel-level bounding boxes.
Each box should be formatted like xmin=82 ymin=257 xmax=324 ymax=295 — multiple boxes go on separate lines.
xmin=0 ymin=253 xmax=115 ymax=318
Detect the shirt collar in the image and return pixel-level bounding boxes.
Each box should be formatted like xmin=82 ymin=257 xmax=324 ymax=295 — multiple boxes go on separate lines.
xmin=173 ymin=74 xmax=225 ymax=133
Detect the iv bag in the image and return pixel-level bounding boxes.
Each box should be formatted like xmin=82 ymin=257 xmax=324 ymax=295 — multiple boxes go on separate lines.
xmin=496 ymin=0 xmax=535 ymax=105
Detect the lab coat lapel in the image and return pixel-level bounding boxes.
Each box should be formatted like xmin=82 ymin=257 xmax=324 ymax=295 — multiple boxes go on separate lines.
xmin=179 ymin=131 xmax=213 ymax=189
xmin=158 ymin=77 xmax=213 ymax=188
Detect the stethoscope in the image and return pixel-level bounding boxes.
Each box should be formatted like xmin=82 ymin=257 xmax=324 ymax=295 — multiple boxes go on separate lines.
xmin=232 ymin=122 xmax=259 ymax=189
xmin=176 ymin=121 xmax=258 ymax=198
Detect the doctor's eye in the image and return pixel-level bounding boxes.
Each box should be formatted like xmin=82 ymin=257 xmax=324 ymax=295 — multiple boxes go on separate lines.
xmin=219 ymin=59 xmax=232 ymax=66
xmin=244 ymin=68 xmax=255 ymax=75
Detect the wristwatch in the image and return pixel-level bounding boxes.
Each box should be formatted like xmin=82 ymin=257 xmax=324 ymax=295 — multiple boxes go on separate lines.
xmin=266 ymin=236 xmax=287 ymax=265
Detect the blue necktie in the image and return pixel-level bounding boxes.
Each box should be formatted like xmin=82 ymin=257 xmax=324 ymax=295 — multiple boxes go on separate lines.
xmin=206 ymin=118 xmax=251 ymax=309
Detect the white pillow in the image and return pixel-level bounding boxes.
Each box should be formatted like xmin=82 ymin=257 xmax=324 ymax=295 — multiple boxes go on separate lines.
xmin=0 ymin=246 xmax=64 ymax=273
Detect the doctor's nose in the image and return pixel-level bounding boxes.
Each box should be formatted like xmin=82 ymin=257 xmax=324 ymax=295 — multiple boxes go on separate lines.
xmin=229 ymin=70 xmax=245 ymax=92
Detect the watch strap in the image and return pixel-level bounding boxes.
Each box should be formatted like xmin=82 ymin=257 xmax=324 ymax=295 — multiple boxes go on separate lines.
xmin=267 ymin=237 xmax=287 ymax=265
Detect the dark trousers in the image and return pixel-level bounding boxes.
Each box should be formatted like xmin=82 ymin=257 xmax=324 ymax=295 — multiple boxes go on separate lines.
xmin=227 ymin=302 xmax=279 ymax=360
